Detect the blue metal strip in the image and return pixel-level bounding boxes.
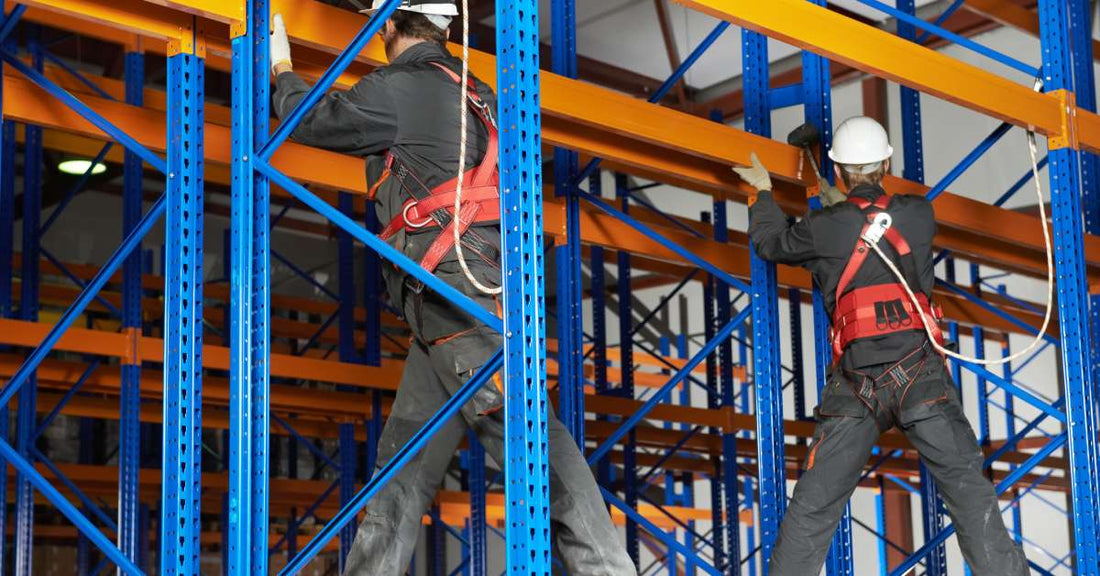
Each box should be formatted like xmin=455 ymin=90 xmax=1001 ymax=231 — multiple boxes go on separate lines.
xmin=713 ymin=197 xmax=741 ymax=576
xmin=0 ymin=51 xmax=167 ymax=173
xmin=925 ymin=122 xmax=1013 ymax=201
xmin=768 ymin=83 xmax=803 ymax=110
xmin=40 ymin=142 xmax=114 ymax=235
xmin=699 ymin=212 xmax=726 ymax=569
xmin=993 ymin=156 xmax=1049 ymax=208
xmin=1000 ymin=342 xmax=1023 ymax=543
xmin=495 ymin=0 xmax=553 ymax=569
xmin=279 ymin=350 xmax=504 ymax=574
xmin=741 ymin=26 xmax=786 ymax=566
xmin=0 ymin=4 xmax=25 ymax=44
xmin=273 ymin=414 xmax=341 ymax=472
xmin=255 ymin=161 xmax=501 ymax=332
xmin=161 ymin=45 xmax=205 ymax=576
xmin=338 ymin=192 xmax=358 ymax=363
xmin=33 ymin=359 xmax=99 ymax=438
xmin=1037 ymin=4 xmax=1100 ymax=567
xmin=601 ymin=488 xmax=722 ymax=576
xmin=40 ymin=248 xmax=122 ymax=317
xmin=41 ymin=49 xmax=116 ymax=101
xmin=469 ymin=432 xmax=487 ymax=576
xmin=14 ymin=34 xmax=43 ymax=575
xmin=272 ymin=249 xmax=338 ymax=300
xmin=853 ymin=0 xmax=1038 ymax=76
xmin=32 ymin=447 xmax=118 ymax=531
xmin=889 ymin=432 xmax=1069 ymax=576
xmin=0 ymin=438 xmax=142 ymax=575
xmin=614 ymin=173 xmax=640 ymax=565
xmin=339 ymin=423 xmax=356 ymax=571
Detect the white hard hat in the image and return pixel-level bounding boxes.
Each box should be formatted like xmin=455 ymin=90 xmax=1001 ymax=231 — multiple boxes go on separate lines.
xmin=828 ymin=116 xmax=894 ymax=166
xmin=361 ymin=0 xmax=459 ymax=17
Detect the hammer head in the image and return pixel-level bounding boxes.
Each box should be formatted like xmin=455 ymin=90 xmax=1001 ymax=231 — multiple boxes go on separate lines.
xmin=787 ymin=122 xmax=821 ymax=148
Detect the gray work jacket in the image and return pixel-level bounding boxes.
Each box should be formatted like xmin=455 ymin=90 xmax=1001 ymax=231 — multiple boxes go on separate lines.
xmin=273 ymin=41 xmax=501 ymax=306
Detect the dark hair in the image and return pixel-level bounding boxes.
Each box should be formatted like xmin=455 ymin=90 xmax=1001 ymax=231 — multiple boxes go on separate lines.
xmin=391 ymin=10 xmax=448 ymax=45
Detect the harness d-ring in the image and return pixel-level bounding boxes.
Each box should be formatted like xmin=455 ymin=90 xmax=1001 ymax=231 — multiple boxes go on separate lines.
xmin=403 ymin=201 xmax=433 ymax=229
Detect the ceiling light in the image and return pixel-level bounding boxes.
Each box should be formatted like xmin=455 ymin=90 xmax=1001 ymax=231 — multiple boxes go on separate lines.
xmin=57 ymin=159 xmax=108 ymax=176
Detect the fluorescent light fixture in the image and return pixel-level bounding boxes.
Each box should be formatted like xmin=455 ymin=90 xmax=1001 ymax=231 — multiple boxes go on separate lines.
xmin=58 ymin=159 xmax=108 ymax=176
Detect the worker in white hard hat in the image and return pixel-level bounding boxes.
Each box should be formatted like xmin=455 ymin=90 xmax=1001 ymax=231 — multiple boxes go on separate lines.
xmin=734 ymin=116 xmax=1029 ymax=575
xmin=269 ymin=2 xmax=637 ymax=574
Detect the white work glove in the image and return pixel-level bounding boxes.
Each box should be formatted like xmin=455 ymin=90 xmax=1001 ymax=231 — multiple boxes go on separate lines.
xmin=271 ymin=13 xmax=292 ymax=74
xmin=732 ymin=152 xmax=772 ymax=194
xmin=818 ymin=175 xmax=847 ymax=207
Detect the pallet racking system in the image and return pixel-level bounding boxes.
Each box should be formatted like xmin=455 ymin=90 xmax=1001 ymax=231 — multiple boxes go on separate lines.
xmin=0 ymin=0 xmax=1095 ymax=574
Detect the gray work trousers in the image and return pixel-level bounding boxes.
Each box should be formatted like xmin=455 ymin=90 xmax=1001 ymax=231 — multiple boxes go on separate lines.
xmin=344 ymin=272 xmax=636 ymax=575
xmin=769 ymin=345 xmax=1029 ymax=576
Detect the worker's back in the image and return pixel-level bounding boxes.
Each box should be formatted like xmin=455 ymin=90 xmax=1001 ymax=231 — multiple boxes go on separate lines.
xmin=750 ymin=183 xmax=937 ymax=368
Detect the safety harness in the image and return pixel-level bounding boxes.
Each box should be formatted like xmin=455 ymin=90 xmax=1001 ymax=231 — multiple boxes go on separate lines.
xmin=831 ymin=194 xmax=944 ymax=360
xmin=376 ymin=61 xmax=501 ymax=274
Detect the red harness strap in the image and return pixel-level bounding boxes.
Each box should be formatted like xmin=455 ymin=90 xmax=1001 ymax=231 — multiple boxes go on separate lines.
xmin=831 ymin=194 xmax=944 ymax=360
xmin=379 ymin=62 xmax=500 ymax=273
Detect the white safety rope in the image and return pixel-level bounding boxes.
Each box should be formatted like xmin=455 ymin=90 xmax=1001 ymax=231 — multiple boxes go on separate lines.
xmin=863 ymin=121 xmax=1054 ymax=366
xmin=452 ymin=0 xmax=502 ymax=295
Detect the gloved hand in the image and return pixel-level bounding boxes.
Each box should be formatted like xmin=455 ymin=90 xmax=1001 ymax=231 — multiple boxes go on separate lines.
xmin=271 ymin=13 xmax=292 ymax=75
xmin=818 ymin=175 xmax=847 ymax=207
xmin=733 ymin=152 xmax=772 ymax=194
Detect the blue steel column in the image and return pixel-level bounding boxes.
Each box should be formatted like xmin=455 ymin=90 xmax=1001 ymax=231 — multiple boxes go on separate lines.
xmin=970 ymin=267 xmax=989 ymax=445
xmin=1001 ymin=340 xmax=1022 ymax=543
xmin=742 ymin=27 xmax=786 ymax=567
xmin=590 ymin=174 xmax=610 ymax=485
xmin=0 ymin=29 xmax=11 ymax=571
xmin=339 ymin=192 xmax=358 ymax=362
xmin=14 ymin=31 xmax=44 ymax=576
xmin=228 ymin=1 xmax=272 ymax=573
xmin=1038 ymin=1 xmax=1100 ymax=571
xmin=339 ymin=424 xmax=356 ymax=571
xmin=714 ymin=201 xmax=740 ymax=576
xmin=800 ymin=13 xmax=852 ymax=572
xmin=495 ymin=0 xmax=553 ymax=570
xmin=701 ymin=211 xmax=726 ymax=568
xmin=161 ymin=28 xmax=206 ymax=575
xmin=896 ymin=2 xmax=947 ymax=572
xmin=552 ymin=0 xmax=585 ymax=447
xmin=615 ymin=172 xmax=640 ymax=566
xmin=119 ymin=48 xmax=145 ymax=569
xmin=469 ymin=432 xmax=487 ymax=576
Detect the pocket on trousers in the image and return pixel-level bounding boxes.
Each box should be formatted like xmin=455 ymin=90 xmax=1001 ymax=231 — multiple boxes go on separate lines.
xmin=448 ymin=327 xmax=504 ymax=415
xmin=899 ymin=362 xmax=953 ymax=425
xmin=814 ymin=373 xmax=870 ymax=419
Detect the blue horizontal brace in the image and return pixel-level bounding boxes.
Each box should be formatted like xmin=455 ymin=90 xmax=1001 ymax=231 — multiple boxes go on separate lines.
xmin=296 ymin=310 xmax=339 ymax=357
xmin=32 ymin=447 xmax=118 ymax=532
xmin=915 ymin=0 xmax=967 ymax=43
xmin=884 ymin=473 xmax=920 ymax=495
xmin=272 ymin=248 xmax=338 ymax=300
xmin=41 ymin=248 xmax=122 ymax=317
xmin=40 ymin=143 xmax=115 ymax=235
xmin=0 ymin=438 xmax=141 ymax=575
xmin=935 ymin=279 xmax=1057 ymax=344
xmin=0 ymin=4 xmax=25 ymax=44
xmin=279 ymin=349 xmax=504 ymax=575
xmin=34 ymin=359 xmax=100 ymax=438
xmin=982 ymin=281 xmax=1044 ymax=315
xmin=1 ymin=51 xmax=166 ymax=174
xmin=955 ymin=361 xmax=1066 ymax=422
xmin=568 ymin=21 xmax=730 ymax=188
xmin=579 ymin=191 xmax=751 ymax=293
xmin=768 ymin=83 xmax=804 ymax=109
xmin=587 ymin=307 xmax=751 ymax=466
xmin=925 ymin=121 xmax=1013 ymax=201
xmin=0 ymin=194 xmax=167 ymax=410
xmin=888 ymin=432 xmax=1068 ymax=576
xmin=994 ymin=156 xmax=1049 ymax=207
xmin=853 ymin=0 xmax=1039 ymax=76
xmin=273 ymin=414 xmax=340 ymax=471
xmin=984 ymin=397 xmax=1064 ymax=466
xmin=626 ymin=192 xmax=706 ymax=239
xmin=41 ymin=50 xmax=116 ymax=101
xmin=260 ymin=0 xmax=402 ymax=160
xmin=269 ymin=480 xmax=340 ymax=554
xmin=256 ymin=161 xmax=502 ymax=332
xmin=600 ymin=488 xmax=722 ymax=575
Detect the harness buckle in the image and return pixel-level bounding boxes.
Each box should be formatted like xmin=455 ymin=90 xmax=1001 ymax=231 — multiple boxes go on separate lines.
xmin=403 ymin=201 xmax=434 ymax=229
xmin=863 ymin=212 xmax=893 ymax=245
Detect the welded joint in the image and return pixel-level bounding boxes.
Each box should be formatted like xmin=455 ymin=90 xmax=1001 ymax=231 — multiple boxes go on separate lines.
xmin=1047 ymin=89 xmax=1079 ymax=151
xmin=121 ymin=327 xmax=142 ymax=367
xmin=167 ymin=17 xmax=207 ymax=58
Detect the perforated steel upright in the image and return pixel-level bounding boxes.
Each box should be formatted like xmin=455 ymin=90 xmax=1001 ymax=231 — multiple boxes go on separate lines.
xmin=226 ymin=2 xmax=272 ymax=573
xmin=160 ymin=23 xmax=206 ymax=575
xmin=118 ymin=47 xmax=145 ymax=568
xmin=1037 ymin=0 xmax=1100 ymax=572
xmin=495 ymin=0 xmax=553 ymax=571
xmin=742 ymin=26 xmax=786 ymax=568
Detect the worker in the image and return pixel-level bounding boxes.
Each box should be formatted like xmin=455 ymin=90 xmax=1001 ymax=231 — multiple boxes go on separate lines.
xmin=269 ymin=2 xmax=637 ymax=574
xmin=735 ymin=116 xmax=1029 ymax=575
